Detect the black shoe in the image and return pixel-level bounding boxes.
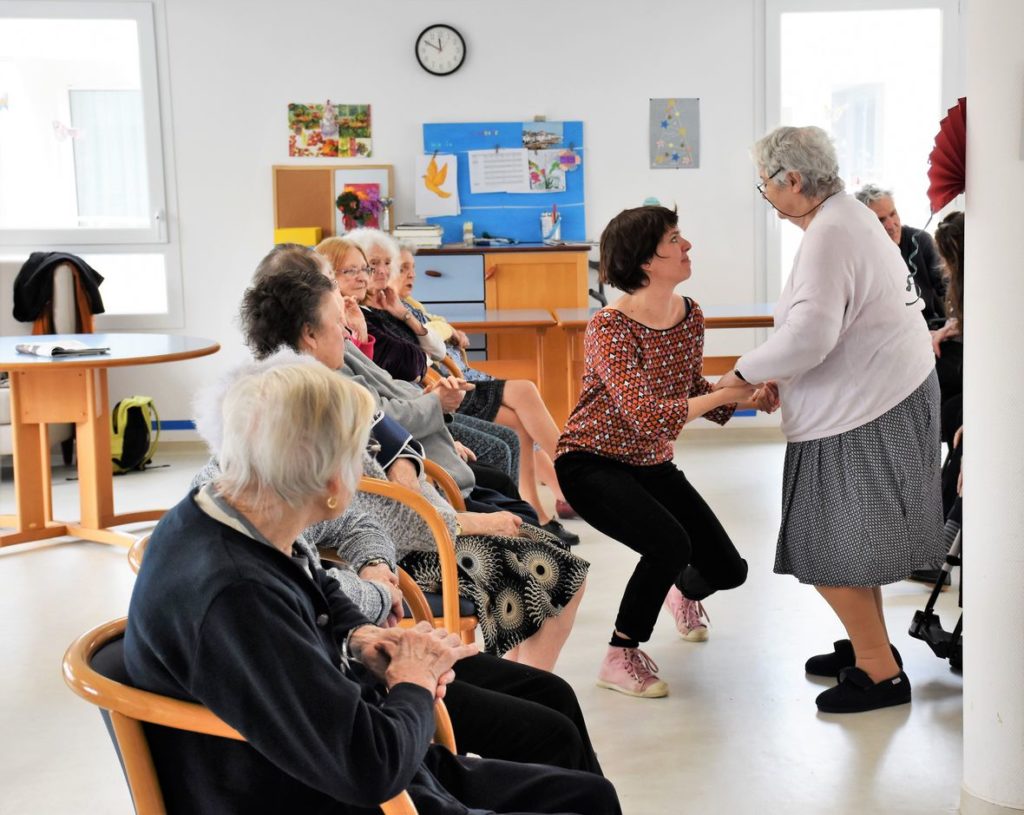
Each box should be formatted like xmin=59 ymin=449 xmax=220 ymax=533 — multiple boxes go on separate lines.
xmin=907 ymin=568 xmax=951 ymax=587
xmin=539 ymin=519 xmax=580 ymax=547
xmin=815 ymin=667 xmax=911 ymax=713
xmin=804 ymin=639 xmax=903 ymax=678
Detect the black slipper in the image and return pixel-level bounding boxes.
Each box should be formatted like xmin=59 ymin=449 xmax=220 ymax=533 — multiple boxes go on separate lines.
xmin=815 ymin=667 xmax=911 ymax=713
xmin=804 ymin=639 xmax=903 ymax=678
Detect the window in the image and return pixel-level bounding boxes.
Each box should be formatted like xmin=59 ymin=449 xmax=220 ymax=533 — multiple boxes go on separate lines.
xmin=0 ymin=1 xmax=180 ymax=327
xmin=764 ymin=0 xmax=961 ymax=295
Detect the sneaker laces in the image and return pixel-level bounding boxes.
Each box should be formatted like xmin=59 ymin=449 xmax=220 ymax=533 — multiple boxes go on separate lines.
xmin=680 ymin=599 xmax=710 ymax=632
xmin=624 ymin=648 xmax=661 ymax=684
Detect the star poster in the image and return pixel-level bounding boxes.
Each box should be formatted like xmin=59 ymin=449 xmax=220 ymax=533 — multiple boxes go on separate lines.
xmin=649 ymin=98 xmax=700 ymax=169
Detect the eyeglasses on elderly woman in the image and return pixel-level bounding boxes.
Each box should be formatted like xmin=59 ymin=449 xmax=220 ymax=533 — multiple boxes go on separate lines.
xmin=336 ymin=265 xmax=371 ymax=278
xmin=756 ymin=167 xmax=784 ymax=197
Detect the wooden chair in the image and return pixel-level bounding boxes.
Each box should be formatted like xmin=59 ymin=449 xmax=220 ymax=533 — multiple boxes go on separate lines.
xmin=356 ymin=476 xmax=478 ymax=643
xmin=422 ymin=458 xmax=467 ymax=511
xmin=63 ymin=618 xmax=455 ymax=815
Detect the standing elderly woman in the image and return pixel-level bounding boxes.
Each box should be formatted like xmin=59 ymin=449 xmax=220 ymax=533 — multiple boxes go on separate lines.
xmin=717 ymin=126 xmax=945 ymax=713
xmin=124 ymin=356 xmax=618 ymax=814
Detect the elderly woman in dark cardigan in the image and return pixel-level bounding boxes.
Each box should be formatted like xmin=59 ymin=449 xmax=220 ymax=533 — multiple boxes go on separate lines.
xmin=717 ymin=126 xmax=945 ymax=713
xmin=125 ymin=355 xmax=618 ymax=814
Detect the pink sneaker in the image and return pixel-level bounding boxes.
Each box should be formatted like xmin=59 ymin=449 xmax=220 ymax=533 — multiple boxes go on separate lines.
xmin=596 ymin=646 xmax=669 ymax=698
xmin=664 ymin=585 xmax=710 ymax=642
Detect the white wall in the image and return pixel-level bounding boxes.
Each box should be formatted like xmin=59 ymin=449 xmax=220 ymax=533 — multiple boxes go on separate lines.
xmin=107 ymin=0 xmax=764 ymax=430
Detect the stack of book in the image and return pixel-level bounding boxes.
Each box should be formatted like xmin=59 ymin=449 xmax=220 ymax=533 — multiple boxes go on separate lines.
xmin=393 ymin=222 xmax=443 ymax=248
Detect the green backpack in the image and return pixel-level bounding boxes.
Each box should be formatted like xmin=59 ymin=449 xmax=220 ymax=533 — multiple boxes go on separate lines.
xmin=110 ymin=396 xmax=160 ymax=474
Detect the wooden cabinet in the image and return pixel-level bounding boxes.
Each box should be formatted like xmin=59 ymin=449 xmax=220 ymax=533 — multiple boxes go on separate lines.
xmin=416 ymin=245 xmax=590 ymax=425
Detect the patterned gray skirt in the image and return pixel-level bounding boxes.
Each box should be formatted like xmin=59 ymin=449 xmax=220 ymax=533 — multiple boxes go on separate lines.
xmin=400 ymin=523 xmax=589 ymax=656
xmin=775 ymin=371 xmax=945 ymax=586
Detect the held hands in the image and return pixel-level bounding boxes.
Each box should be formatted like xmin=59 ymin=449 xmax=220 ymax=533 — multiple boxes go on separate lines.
xmin=713 ymin=371 xmax=781 ymax=414
xmin=353 ymin=621 xmax=479 ymax=700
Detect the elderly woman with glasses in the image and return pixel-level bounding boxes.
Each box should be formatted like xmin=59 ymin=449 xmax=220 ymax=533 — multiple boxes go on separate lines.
xmin=716 ymin=125 xmax=945 ymax=713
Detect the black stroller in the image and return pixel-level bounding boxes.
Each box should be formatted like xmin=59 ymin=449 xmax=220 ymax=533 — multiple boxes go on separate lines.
xmin=908 ymin=497 xmax=963 ymax=671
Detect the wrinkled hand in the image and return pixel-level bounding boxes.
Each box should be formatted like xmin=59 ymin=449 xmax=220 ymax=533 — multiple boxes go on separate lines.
xmin=751 ymin=381 xmax=781 ymax=413
xmin=341 ymin=296 xmax=368 ymax=341
xmin=453 ymin=441 xmax=477 ymax=462
xmin=455 ymin=330 xmax=471 ymax=349
xmin=457 ymin=510 xmax=522 ymax=538
xmin=386 ymin=457 xmax=421 ymax=491
xmin=423 ymin=375 xmax=473 ymax=413
xmin=357 ymin=622 xmax=479 ymax=699
xmin=373 ymin=286 xmax=407 ymax=319
xmin=930 ymin=319 xmax=960 ymax=357
xmin=367 ymin=579 xmax=404 ymax=627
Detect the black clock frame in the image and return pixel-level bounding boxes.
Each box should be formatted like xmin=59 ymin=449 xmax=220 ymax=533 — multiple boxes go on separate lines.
xmin=415 ymin=24 xmax=466 ymax=76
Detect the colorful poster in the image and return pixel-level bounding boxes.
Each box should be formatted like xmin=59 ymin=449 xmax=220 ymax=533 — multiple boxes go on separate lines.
xmin=650 ymin=98 xmax=700 ymax=169
xmin=415 ymin=154 xmax=460 ymax=218
xmin=288 ymin=101 xmax=371 ymax=158
xmin=527 ymin=149 xmax=567 ymax=192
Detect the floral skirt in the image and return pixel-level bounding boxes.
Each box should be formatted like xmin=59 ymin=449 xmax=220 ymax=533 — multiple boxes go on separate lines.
xmin=400 ymin=524 xmax=589 ymax=656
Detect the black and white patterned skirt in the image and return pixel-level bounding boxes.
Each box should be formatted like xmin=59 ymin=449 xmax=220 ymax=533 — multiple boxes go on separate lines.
xmin=775 ymin=371 xmax=945 ymax=586
xmin=400 ymin=523 xmax=589 ymax=656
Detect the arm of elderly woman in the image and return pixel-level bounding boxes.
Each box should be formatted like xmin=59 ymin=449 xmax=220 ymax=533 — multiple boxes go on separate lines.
xmin=185 ymin=575 xmax=439 ymax=804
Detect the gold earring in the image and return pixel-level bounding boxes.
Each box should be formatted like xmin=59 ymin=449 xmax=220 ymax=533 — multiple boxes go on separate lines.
xmin=326 ymin=496 xmax=338 ymax=510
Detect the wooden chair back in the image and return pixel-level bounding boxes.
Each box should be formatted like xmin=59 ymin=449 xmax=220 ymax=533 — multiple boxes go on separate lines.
xmin=62 ymin=618 xmax=445 ymax=815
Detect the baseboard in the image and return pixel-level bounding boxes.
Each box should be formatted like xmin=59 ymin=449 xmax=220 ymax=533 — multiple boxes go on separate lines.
xmin=961 ymin=787 xmax=1024 ymax=814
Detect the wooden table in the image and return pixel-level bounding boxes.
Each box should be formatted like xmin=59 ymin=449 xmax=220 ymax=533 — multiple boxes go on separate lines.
xmin=449 ymin=309 xmax=556 ymax=397
xmin=0 ymin=334 xmax=219 ymax=548
xmin=554 ymin=304 xmax=775 ymax=410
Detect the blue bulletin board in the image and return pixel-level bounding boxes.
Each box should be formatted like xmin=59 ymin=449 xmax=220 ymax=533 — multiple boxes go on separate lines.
xmin=421 ymin=121 xmax=585 ymax=244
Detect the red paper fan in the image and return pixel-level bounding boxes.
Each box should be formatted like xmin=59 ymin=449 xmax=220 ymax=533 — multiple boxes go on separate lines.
xmin=927 ymin=97 xmax=966 ymax=213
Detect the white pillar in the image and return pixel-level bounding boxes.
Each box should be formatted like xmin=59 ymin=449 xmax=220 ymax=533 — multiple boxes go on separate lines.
xmin=961 ymin=1 xmax=1024 ymax=812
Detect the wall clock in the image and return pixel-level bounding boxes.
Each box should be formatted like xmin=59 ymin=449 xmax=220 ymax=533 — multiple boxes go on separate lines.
xmin=415 ymin=24 xmax=466 ymax=76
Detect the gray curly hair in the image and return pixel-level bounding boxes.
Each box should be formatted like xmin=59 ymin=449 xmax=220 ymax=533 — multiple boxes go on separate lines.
xmin=853 ymin=183 xmax=893 ymax=206
xmin=753 ymin=126 xmax=845 ymax=199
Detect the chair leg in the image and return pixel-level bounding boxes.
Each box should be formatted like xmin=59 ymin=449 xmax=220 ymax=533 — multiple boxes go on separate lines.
xmin=61 ymin=435 xmax=75 ymax=466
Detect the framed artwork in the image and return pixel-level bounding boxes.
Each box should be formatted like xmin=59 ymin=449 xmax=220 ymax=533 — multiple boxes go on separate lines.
xmin=332 ymin=165 xmax=393 ymax=235
xmin=288 ymin=101 xmax=372 ymax=158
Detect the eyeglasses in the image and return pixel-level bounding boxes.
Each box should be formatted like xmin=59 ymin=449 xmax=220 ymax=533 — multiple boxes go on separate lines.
xmin=337 ymin=266 xmax=370 ymax=278
xmin=756 ymin=167 xmax=783 ymax=197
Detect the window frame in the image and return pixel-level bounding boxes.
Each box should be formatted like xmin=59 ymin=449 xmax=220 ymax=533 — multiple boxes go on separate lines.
xmin=0 ymin=0 xmax=183 ymax=328
xmin=761 ymin=0 xmax=963 ymax=301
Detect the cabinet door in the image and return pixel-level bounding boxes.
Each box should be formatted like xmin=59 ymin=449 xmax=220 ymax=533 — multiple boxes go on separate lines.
xmin=413 ymin=254 xmax=484 ymax=303
xmin=483 ymin=251 xmax=588 ymax=425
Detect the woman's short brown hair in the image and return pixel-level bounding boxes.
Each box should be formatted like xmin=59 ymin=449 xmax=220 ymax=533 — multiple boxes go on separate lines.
xmin=599 ymin=206 xmax=678 ymax=294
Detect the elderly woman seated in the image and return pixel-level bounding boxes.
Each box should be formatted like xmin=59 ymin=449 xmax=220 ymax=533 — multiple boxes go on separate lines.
xmin=328 ymin=229 xmax=579 ymax=546
xmin=124 ymin=356 xmax=618 ymax=813
xmin=239 ymin=246 xmax=589 ymax=671
xmin=316 ymin=234 xmax=532 ymax=511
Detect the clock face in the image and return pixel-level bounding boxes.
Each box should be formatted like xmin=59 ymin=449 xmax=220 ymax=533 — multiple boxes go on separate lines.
xmin=415 ymin=24 xmax=466 ymax=76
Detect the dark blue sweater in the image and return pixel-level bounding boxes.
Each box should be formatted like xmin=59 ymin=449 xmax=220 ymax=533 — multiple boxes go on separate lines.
xmin=124 ymin=491 xmax=442 ymax=814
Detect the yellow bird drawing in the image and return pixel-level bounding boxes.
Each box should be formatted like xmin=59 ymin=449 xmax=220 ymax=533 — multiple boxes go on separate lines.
xmin=423 ymin=156 xmax=451 ymax=198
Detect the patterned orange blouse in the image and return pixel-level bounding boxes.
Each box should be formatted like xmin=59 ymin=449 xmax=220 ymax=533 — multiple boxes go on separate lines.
xmin=556 ymin=298 xmax=735 ymax=466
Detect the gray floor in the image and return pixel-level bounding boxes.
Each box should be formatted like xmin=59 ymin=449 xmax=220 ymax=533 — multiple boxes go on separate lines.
xmin=0 ymin=430 xmax=964 ymax=814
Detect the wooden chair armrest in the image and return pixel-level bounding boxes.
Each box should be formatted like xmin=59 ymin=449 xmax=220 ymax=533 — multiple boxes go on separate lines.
xmin=357 ymin=477 xmax=461 ymax=635
xmin=438 ymin=355 xmax=464 ymax=379
xmin=422 ymin=459 xmax=467 ymax=512
xmin=397 ymin=567 xmax=433 ymax=624
xmin=422 ymin=368 xmax=442 ymax=387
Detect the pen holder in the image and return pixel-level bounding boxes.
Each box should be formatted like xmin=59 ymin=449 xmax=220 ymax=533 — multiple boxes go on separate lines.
xmin=540 ymin=212 xmax=561 ymax=243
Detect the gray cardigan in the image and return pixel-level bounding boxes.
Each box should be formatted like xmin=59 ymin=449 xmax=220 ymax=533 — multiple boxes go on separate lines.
xmin=340 ymin=341 xmax=475 ymax=494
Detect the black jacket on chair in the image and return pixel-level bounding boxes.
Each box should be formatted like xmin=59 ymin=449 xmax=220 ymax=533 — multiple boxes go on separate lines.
xmin=12 ymin=251 xmax=105 ymax=322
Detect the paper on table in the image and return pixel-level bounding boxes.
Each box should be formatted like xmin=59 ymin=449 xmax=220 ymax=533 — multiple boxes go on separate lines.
xmin=468 ymin=148 xmax=530 ymax=194
xmin=16 ymin=340 xmax=110 ymax=357
xmin=415 ymin=154 xmax=461 ymax=218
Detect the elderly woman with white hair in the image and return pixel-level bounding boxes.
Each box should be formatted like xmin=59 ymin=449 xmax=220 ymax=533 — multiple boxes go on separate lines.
xmin=716 ymin=125 xmax=946 ymax=713
xmin=124 ymin=355 xmax=618 ymax=813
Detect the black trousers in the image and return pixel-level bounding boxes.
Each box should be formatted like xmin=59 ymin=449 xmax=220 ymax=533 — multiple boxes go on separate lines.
xmin=420 ymin=745 xmax=621 ymax=815
xmin=445 ymin=654 xmax=602 ymax=775
xmin=556 ymin=452 xmax=747 ymax=642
